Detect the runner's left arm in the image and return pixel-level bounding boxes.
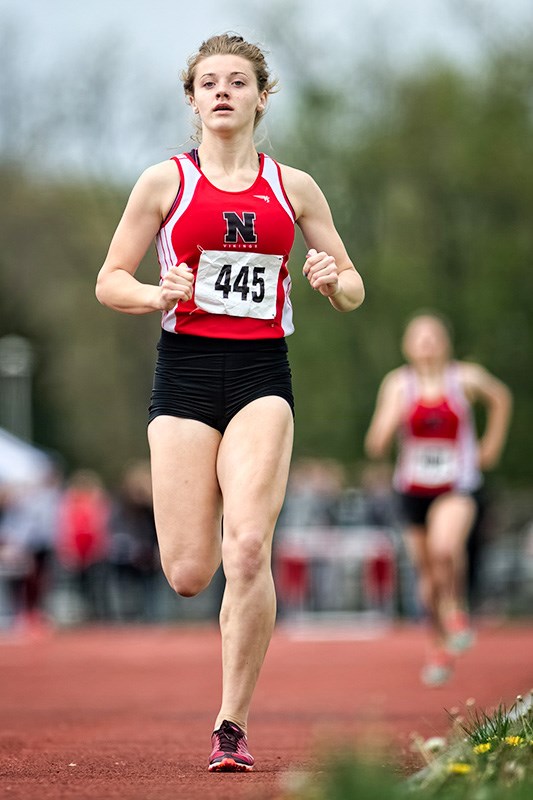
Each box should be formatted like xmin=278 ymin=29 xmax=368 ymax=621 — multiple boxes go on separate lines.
xmin=282 ymin=166 xmax=364 ymax=312
xmin=365 ymin=371 xmax=405 ymax=460
xmin=462 ymin=363 xmax=513 ymax=470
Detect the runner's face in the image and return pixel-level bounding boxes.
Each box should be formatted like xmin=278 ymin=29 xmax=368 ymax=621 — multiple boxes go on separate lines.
xmin=189 ymin=55 xmax=266 ymax=135
xmin=402 ymin=317 xmax=451 ymax=364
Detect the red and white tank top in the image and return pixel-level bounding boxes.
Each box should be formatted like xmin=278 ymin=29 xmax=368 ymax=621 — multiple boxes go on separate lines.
xmin=393 ymin=364 xmax=482 ymax=495
xmin=155 ymin=151 xmax=296 ymax=339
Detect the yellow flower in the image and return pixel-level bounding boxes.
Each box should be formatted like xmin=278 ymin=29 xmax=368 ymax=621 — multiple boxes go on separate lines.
xmin=504 ymin=736 xmax=524 ymax=746
xmin=473 ymin=742 xmax=492 ymax=754
xmin=448 ymin=762 xmax=472 ymax=775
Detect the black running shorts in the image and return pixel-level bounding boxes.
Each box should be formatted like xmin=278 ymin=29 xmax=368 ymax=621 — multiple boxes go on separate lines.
xmin=148 ymin=330 xmax=295 ymax=434
xmin=396 ymin=489 xmax=484 ymax=528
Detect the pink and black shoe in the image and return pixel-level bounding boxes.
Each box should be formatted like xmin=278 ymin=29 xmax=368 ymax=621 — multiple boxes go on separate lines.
xmin=208 ymin=719 xmax=254 ymax=772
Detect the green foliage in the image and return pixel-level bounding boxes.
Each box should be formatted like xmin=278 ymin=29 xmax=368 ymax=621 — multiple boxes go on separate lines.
xmin=0 ymin=169 xmax=158 ymax=479
xmin=408 ymin=698 xmax=533 ymax=799
xmin=274 ymin=38 xmax=533 ymax=484
xmin=280 ymin=698 xmax=533 ymax=800
xmin=457 ymin=698 xmax=533 ymax=746
xmin=286 ymin=753 xmax=404 ymax=800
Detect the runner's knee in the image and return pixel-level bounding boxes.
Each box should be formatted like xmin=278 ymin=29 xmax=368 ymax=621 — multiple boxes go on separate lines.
xmin=223 ymin=527 xmax=271 ymax=584
xmin=165 ymin=560 xmax=215 ymax=597
xmin=431 ymin=546 xmax=455 ymax=571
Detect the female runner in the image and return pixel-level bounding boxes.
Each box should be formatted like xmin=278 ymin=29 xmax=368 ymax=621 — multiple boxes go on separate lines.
xmin=96 ymin=33 xmax=364 ymax=768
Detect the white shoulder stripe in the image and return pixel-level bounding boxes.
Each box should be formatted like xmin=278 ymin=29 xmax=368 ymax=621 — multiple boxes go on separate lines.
xmin=262 ymin=155 xmax=295 ymax=223
xmin=156 ymin=156 xmax=201 ymax=275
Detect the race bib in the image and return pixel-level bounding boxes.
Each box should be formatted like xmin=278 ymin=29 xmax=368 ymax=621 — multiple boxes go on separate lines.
xmin=404 ymin=440 xmax=459 ymax=488
xmin=195 ymin=249 xmax=283 ymax=319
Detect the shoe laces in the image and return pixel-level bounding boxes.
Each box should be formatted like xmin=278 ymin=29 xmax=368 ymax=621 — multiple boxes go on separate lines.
xmin=216 ymin=720 xmax=243 ymax=752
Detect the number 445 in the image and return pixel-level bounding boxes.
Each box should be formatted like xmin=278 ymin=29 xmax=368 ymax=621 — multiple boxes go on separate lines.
xmin=214 ymin=264 xmax=266 ymax=303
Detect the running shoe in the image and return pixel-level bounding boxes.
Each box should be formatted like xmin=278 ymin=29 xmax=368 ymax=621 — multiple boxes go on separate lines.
xmin=421 ymin=648 xmax=454 ymax=687
xmin=445 ymin=610 xmax=475 ymax=654
xmin=208 ymin=719 xmax=254 ymax=772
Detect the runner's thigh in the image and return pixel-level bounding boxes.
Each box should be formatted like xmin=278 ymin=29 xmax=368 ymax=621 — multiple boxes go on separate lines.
xmin=428 ymin=493 xmax=477 ymax=556
xmin=216 ymin=396 xmax=294 ymax=535
xmin=148 ymin=415 xmax=223 ymax=569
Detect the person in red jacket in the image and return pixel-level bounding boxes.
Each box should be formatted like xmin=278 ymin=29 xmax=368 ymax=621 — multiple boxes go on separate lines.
xmin=96 ymin=33 xmax=364 ymax=771
xmin=57 ymin=470 xmax=110 ymax=621
xmin=365 ymin=312 xmax=512 ymax=686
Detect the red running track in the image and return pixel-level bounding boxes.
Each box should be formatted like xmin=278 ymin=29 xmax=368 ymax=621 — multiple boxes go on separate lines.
xmin=0 ymin=619 xmax=531 ymax=799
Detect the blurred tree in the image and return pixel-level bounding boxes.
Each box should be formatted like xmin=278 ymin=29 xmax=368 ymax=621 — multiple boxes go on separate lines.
xmin=0 ymin=21 xmax=185 ymax=181
xmin=0 ymin=169 xmax=159 ymax=478
xmin=271 ymin=33 xmax=533 ymax=486
xmin=0 ymin=21 xmax=184 ymax=481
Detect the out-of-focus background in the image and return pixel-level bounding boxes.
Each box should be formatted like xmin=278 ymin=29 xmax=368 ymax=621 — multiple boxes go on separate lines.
xmin=1 ymin=0 xmax=532 ymax=632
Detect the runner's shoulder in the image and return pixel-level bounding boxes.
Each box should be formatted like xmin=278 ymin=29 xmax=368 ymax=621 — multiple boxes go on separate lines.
xmin=135 ymin=159 xmax=180 ymax=193
xmin=129 ymin=160 xmax=181 ymax=218
xmin=455 ymin=360 xmax=487 ymax=384
xmin=455 ymin=360 xmax=492 ymax=400
xmin=277 ymin=163 xmax=319 ymax=195
xmin=379 ymin=367 xmax=408 ymax=400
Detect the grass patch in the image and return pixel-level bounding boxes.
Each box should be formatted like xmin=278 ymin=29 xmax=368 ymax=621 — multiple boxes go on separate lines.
xmin=279 ymin=694 xmax=533 ymax=799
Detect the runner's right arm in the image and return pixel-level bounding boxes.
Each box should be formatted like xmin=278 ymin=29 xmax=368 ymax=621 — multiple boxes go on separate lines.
xmin=96 ymin=162 xmax=193 ymax=314
xmin=365 ymin=371 xmax=404 ymax=460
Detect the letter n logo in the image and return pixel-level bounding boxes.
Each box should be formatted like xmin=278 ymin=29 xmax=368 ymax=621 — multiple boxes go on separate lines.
xmin=223 ymin=211 xmax=257 ymax=244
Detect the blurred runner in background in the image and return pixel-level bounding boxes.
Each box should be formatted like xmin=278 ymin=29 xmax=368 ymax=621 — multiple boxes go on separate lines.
xmin=365 ymin=312 xmax=512 ymax=686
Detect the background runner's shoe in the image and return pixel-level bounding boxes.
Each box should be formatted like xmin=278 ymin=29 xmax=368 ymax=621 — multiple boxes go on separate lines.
xmin=208 ymin=720 xmax=254 ymax=772
xmin=421 ymin=648 xmax=454 ymax=687
xmin=445 ymin=610 xmax=476 ymax=654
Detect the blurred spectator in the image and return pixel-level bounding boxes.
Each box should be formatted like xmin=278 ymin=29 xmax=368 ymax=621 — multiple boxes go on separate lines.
xmin=0 ymin=462 xmax=63 ymax=634
xmin=362 ymin=535 xmax=397 ymax=616
xmin=108 ymin=460 xmax=160 ymax=622
xmin=278 ymin=458 xmax=345 ymax=528
xmin=0 ymin=485 xmax=32 ymax=630
xmin=56 ymin=469 xmax=110 ymax=622
xmin=275 ymin=459 xmax=344 ymax=615
xmin=359 ymin=462 xmax=399 ymax=528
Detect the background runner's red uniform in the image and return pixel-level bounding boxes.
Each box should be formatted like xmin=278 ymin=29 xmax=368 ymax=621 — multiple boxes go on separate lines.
xmin=394 ymin=364 xmax=482 ymax=496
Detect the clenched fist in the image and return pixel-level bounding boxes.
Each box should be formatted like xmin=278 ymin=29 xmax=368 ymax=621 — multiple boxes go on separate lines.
xmin=159 ymin=263 xmax=195 ymax=310
xmin=302 ymin=248 xmax=340 ymax=297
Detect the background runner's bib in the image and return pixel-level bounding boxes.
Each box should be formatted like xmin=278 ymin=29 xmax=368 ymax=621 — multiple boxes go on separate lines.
xmin=393 ymin=365 xmax=482 ymax=495
xmin=195 ymin=250 xmax=283 ymax=319
xmin=403 ymin=440 xmax=459 ymax=488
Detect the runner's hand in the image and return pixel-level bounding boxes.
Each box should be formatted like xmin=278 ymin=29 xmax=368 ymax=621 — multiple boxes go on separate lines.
xmin=159 ymin=263 xmax=194 ymax=310
xmin=303 ymin=249 xmax=340 ymax=297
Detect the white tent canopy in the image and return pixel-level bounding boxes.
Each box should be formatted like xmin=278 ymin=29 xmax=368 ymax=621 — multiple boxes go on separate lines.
xmin=0 ymin=427 xmax=51 ymax=486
